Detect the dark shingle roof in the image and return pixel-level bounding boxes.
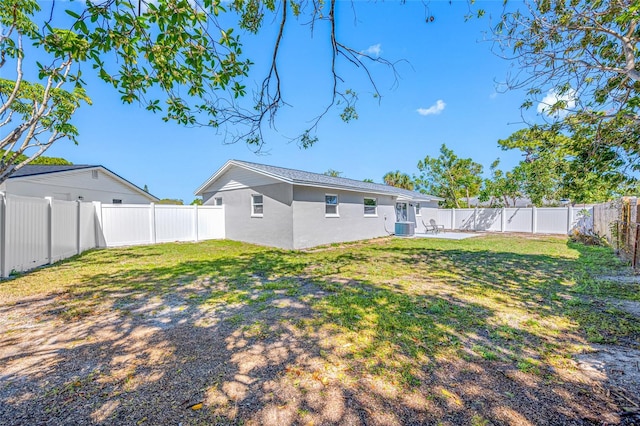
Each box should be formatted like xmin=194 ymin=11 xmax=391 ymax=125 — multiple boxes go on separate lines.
xmin=9 ymin=165 xmax=96 ymax=178
xmin=231 ymin=160 xmax=442 ymax=201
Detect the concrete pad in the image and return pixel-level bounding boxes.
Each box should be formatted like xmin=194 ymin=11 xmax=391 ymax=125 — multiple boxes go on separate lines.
xmin=412 ymin=232 xmax=481 ymax=240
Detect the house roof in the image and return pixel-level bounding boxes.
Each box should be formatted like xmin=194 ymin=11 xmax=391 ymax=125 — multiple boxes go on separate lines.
xmin=7 ymin=164 xmax=159 ymax=201
xmin=9 ymin=164 xmax=95 ymax=178
xmin=195 ymin=159 xmax=443 ymax=202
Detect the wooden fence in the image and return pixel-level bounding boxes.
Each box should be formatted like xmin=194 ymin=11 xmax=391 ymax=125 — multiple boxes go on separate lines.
xmin=593 ymin=197 xmax=640 ymax=268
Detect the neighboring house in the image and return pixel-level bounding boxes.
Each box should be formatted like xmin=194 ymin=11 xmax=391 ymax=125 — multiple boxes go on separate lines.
xmin=195 ymin=160 xmax=443 ymax=249
xmin=0 ymin=165 xmax=158 ymax=204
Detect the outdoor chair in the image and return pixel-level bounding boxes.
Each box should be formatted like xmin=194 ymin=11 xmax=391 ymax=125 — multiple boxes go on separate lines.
xmin=423 ymin=219 xmax=445 ymax=234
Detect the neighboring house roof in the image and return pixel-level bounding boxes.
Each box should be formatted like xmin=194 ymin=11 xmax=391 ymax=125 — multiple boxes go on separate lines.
xmin=8 ymin=164 xmax=97 ymax=178
xmin=7 ymin=164 xmax=159 ymax=201
xmin=195 ymin=159 xmax=443 ymax=202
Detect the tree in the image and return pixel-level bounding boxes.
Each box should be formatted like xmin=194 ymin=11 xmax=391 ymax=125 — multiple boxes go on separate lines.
xmin=493 ymin=0 xmax=640 ymax=162
xmin=190 ymin=198 xmax=203 ymax=206
xmin=0 ymin=150 xmax=72 ymax=166
xmin=497 ymin=127 xmax=634 ymax=204
xmin=1 ymin=0 xmax=400 ymax=183
xmin=324 ymin=169 xmax=343 ymax=177
xmin=158 ymin=198 xmax=184 ymax=205
xmin=415 ymin=144 xmax=483 ymax=208
xmin=363 ymin=178 xmax=374 ymax=183
xmin=383 ymin=170 xmax=415 ymax=190
xmin=478 ymin=159 xmax=525 ymax=207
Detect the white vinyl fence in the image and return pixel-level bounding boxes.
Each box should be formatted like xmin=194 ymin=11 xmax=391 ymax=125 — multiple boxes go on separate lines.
xmin=0 ymin=193 xmax=225 ymax=278
xmin=435 ymin=206 xmax=593 ymax=234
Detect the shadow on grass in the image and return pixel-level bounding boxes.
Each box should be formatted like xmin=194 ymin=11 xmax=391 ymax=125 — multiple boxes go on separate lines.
xmin=0 ymin=238 xmax=629 ymax=424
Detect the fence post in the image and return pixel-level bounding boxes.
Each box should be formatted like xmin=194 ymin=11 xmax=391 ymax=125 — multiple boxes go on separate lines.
xmin=76 ymin=201 xmax=82 ymax=255
xmin=93 ymin=201 xmax=104 ymax=248
xmin=451 ymin=209 xmax=456 ymax=231
xmin=531 ymin=206 xmax=537 ymax=234
xmin=193 ymin=205 xmax=199 ymax=242
xmin=45 ymin=197 xmax=53 ymax=265
xmin=501 ymin=207 xmax=506 ymax=232
xmin=0 ymin=192 xmax=6 ymax=278
xmin=567 ymin=205 xmax=572 ymax=234
xmin=149 ymin=203 xmax=156 ymax=244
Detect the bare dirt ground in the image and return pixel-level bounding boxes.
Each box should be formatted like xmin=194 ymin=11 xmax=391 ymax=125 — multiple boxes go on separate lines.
xmin=0 ymin=281 xmax=632 ymax=426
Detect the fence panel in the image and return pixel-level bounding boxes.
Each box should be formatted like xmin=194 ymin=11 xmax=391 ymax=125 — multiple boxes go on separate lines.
xmin=197 ymin=207 xmax=225 ymax=240
xmin=476 ymin=208 xmax=502 ymax=231
xmin=155 ymin=205 xmax=196 ymax=243
xmin=455 ymin=208 xmax=476 ymax=230
xmin=79 ymin=202 xmax=97 ymax=251
xmin=100 ymin=204 xmax=152 ymax=247
xmin=51 ymin=200 xmax=78 ymax=262
xmin=593 ymin=200 xmax=622 ymax=244
xmin=504 ymin=208 xmax=533 ymax=233
xmin=1 ymin=196 xmax=226 ymax=277
xmin=536 ymin=208 xmax=569 ymax=234
xmin=436 ymin=209 xmax=452 ymax=229
xmin=5 ymin=195 xmax=50 ymax=274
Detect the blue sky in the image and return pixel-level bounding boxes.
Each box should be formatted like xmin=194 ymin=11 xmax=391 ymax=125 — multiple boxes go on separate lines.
xmin=33 ymin=1 xmax=539 ymax=203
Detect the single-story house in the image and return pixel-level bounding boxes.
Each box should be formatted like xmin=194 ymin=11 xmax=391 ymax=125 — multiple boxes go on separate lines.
xmin=195 ymin=160 xmax=443 ymax=249
xmin=0 ymin=165 xmax=158 ymax=204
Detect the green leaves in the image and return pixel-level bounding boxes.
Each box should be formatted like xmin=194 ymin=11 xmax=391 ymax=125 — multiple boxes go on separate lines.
xmin=493 ymin=126 xmax=636 ymax=205
xmin=416 ymin=144 xmax=483 ymax=208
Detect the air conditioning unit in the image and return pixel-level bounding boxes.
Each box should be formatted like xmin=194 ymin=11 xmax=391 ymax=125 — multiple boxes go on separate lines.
xmin=395 ymin=221 xmax=415 ymax=237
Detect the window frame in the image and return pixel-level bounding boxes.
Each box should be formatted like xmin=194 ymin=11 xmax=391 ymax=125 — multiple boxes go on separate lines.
xmin=213 ymin=197 xmax=223 ymax=206
xmin=251 ymin=194 xmax=264 ymax=217
xmin=364 ymin=197 xmax=378 ymax=217
xmin=112 ymin=199 xmax=122 ymax=204
xmin=415 ymin=202 xmax=421 ymax=216
xmin=325 ymin=194 xmax=339 ymax=217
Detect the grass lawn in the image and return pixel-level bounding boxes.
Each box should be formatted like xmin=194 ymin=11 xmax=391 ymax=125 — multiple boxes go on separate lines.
xmin=0 ymin=234 xmax=638 ymax=425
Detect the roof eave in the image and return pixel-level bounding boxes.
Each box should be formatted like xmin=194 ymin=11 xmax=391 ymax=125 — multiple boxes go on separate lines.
xmin=7 ymin=165 xmax=159 ymax=202
xmin=194 ymin=160 xmax=292 ymax=196
xmin=291 ymin=180 xmax=400 ymax=197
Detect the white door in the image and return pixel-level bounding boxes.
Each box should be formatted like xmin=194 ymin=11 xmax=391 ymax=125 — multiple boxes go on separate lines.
xmin=395 ymin=202 xmax=408 ymax=222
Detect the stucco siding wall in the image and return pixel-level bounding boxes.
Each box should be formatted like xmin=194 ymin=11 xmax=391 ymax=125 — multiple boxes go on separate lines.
xmin=4 ymin=169 xmax=152 ymax=203
xmin=292 ymin=186 xmax=396 ymax=249
xmin=205 ymin=183 xmax=294 ymax=249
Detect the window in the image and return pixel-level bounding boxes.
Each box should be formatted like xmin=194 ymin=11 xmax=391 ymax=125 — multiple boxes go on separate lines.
xmin=91 ymin=170 xmax=99 ymax=179
xmin=415 ymin=203 xmax=421 ymax=216
xmin=251 ymin=194 xmax=264 ymax=216
xmin=213 ymin=197 xmax=223 ymax=206
xmin=325 ymin=194 xmax=339 ymax=216
xmin=112 ymin=199 xmax=122 ymax=204
xmin=364 ymin=197 xmax=377 ymax=216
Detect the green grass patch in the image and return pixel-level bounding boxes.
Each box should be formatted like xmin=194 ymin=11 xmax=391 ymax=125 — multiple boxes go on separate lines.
xmin=1 ymin=234 xmax=638 ymax=393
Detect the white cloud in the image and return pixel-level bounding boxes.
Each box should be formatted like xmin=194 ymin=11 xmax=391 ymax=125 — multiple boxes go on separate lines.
xmin=362 ymin=43 xmax=382 ymax=58
xmin=537 ymin=88 xmax=576 ymax=118
xmin=417 ymin=100 xmax=446 ymax=116
xmin=489 ymin=92 xmax=498 ymax=100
